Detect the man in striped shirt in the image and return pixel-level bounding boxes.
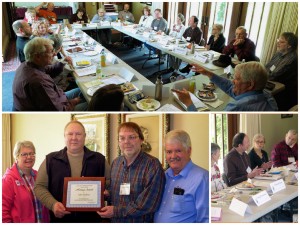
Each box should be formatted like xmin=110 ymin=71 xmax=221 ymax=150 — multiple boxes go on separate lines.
xmin=98 ymin=122 xmax=165 ymax=222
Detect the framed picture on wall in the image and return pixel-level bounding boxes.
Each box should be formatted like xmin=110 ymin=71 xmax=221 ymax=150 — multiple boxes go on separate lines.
xmin=119 ymin=113 xmax=170 ymax=169
xmin=71 ymin=114 xmax=110 ymax=161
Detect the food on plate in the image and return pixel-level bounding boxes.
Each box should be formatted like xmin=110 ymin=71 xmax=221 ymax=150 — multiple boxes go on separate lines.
xmin=240 ymin=181 xmax=255 ymax=188
xmin=120 ymin=83 xmax=136 ymax=93
xmin=198 ymin=90 xmax=215 ymax=99
xmin=76 ymin=60 xmax=91 ymax=66
xmin=66 ymin=47 xmax=83 ymax=53
xmin=203 ymin=82 xmax=216 ymax=91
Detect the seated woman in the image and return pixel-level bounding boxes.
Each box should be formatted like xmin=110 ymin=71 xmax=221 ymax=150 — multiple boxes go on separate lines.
xmin=137 ymin=6 xmax=154 ymax=28
xmin=211 ymin=143 xmax=227 ymax=192
xmin=248 ymin=134 xmax=272 ymax=170
xmin=265 ymin=32 xmax=298 ymax=111
xmin=206 ymin=24 xmax=225 ymax=53
xmin=69 ymin=8 xmax=88 ymax=24
xmin=88 ymin=84 xmax=124 ymax=111
xmin=167 ymin=13 xmax=186 ymax=78
xmin=48 ymin=34 xmax=77 ymax=92
xmin=31 ymin=19 xmax=60 ymax=38
xmin=2 ymin=141 xmax=49 ymax=222
xmin=23 ymin=7 xmax=39 ymax=25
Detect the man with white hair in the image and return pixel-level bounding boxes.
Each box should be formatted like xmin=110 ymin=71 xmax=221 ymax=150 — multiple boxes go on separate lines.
xmin=154 ymin=130 xmax=209 ymax=223
xmin=223 ymin=26 xmax=256 ymax=61
xmin=271 ymin=130 xmax=298 ymax=167
xmin=13 ymin=37 xmax=86 ymax=111
xmin=172 ymin=62 xmax=278 ymax=111
xmin=12 ymin=20 xmax=32 ymax=62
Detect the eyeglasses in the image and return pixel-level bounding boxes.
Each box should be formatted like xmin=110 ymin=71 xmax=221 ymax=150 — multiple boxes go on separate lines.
xmin=118 ymin=135 xmax=139 ymax=142
xmin=20 ymin=152 xmax=36 ymax=158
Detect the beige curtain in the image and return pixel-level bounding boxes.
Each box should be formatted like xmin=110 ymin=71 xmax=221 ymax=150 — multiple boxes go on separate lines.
xmin=2 ymin=114 xmax=12 ymax=175
xmin=239 ymin=114 xmax=261 ymax=153
xmin=260 ymin=2 xmax=298 ymax=64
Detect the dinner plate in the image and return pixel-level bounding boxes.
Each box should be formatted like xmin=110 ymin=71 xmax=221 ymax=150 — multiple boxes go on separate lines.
xmin=75 ymin=60 xmax=91 ymax=67
xmin=268 ymin=171 xmax=282 ymax=175
xmin=235 ymin=186 xmax=256 ymax=190
xmin=136 ymin=99 xmax=160 ymax=111
xmin=83 ymin=51 xmax=98 ymax=56
xmin=196 ymin=90 xmax=217 ymax=102
xmin=211 ymin=193 xmax=225 ymax=201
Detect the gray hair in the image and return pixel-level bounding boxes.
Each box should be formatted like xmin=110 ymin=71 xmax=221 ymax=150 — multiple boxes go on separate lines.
xmin=211 ymin=143 xmax=220 ymax=155
xmin=13 ymin=141 xmax=36 ymax=160
xmin=98 ymin=8 xmax=106 ymax=13
xmin=26 ymin=7 xmax=36 ymax=15
xmin=12 ymin=20 xmax=24 ymax=34
xmin=165 ymin=130 xmax=191 ymax=151
xmin=287 ymin=129 xmax=298 ymax=136
xmin=213 ymin=24 xmax=223 ymax=33
xmin=236 ymin=26 xmax=247 ymax=33
xmin=24 ymin=37 xmax=53 ymax=62
xmin=64 ymin=120 xmax=86 ymax=134
xmin=48 ymin=34 xmax=63 ymax=51
xmin=235 ymin=62 xmax=268 ymax=91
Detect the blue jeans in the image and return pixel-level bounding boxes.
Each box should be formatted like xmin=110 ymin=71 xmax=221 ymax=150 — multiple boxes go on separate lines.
xmin=65 ymin=88 xmax=88 ymax=111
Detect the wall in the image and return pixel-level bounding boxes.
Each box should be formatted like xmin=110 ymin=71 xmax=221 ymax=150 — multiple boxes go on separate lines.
xmin=10 ymin=113 xmax=209 ymax=171
xmin=260 ymin=114 xmax=298 ymax=156
xmin=2 ymin=3 xmax=10 ymax=62
xmin=14 ymin=2 xmax=73 ymax=7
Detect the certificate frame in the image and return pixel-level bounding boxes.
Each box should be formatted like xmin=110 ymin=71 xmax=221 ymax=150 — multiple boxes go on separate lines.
xmin=63 ymin=177 xmax=105 ymax=211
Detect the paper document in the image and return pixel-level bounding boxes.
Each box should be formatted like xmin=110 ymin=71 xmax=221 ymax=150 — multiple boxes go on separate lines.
xmin=75 ymin=65 xmax=96 ymax=77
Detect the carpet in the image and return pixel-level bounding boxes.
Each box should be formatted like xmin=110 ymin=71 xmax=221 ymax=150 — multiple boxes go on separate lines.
xmin=2 ymin=39 xmax=21 ymax=72
xmin=2 ymin=71 xmax=15 ymax=112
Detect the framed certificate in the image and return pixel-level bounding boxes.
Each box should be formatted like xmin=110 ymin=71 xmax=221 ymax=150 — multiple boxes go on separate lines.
xmin=63 ymin=177 xmax=105 ymax=211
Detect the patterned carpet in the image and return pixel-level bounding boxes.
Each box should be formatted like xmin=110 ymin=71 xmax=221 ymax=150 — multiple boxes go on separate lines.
xmin=2 ymin=39 xmax=20 ymax=72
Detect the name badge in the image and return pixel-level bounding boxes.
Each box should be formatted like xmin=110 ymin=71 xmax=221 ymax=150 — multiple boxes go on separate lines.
xmin=186 ymin=37 xmax=191 ymax=41
xmin=120 ymin=183 xmax=130 ymax=195
xmin=251 ymin=190 xmax=271 ymax=206
xmin=154 ymin=26 xmax=158 ymax=31
xmin=288 ymin=157 xmax=295 ymax=163
xmin=246 ymin=166 xmax=252 ymax=174
xmin=268 ymin=179 xmax=286 ymax=194
xmin=229 ymin=198 xmax=252 ymax=216
xmin=270 ymin=65 xmax=276 ymax=72
xmin=194 ymin=54 xmax=208 ymax=63
xmin=126 ymin=15 xmax=129 ymax=18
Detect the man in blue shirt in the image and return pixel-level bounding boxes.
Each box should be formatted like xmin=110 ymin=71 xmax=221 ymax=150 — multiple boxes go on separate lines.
xmin=173 ymin=62 xmax=278 ymax=111
xmin=154 ymin=130 xmax=209 ymax=223
xmin=91 ymin=8 xmax=112 ymax=45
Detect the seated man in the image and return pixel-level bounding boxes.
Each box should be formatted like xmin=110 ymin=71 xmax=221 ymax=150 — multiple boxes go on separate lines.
xmin=224 ymin=133 xmax=263 ymax=186
xmin=154 ymin=130 xmax=209 ymax=222
xmin=35 ymin=2 xmax=57 ymax=24
xmin=12 ymin=20 xmax=32 ymax=63
xmin=271 ymin=130 xmax=298 ymax=167
xmin=265 ymin=32 xmax=298 ymax=111
xmin=91 ymin=8 xmax=112 ymax=45
xmin=13 ymin=37 xmax=87 ymax=111
xmin=118 ymin=3 xmax=135 ymax=23
xmin=178 ymin=16 xmax=203 ymax=74
xmin=223 ymin=26 xmax=256 ymax=62
xmin=173 ymin=62 xmax=278 ymax=111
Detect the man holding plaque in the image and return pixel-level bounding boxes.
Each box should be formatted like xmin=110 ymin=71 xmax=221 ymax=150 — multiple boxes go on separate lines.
xmin=34 ymin=121 xmax=110 ymax=222
xmin=154 ymin=130 xmax=209 ymax=222
xmin=98 ymin=122 xmax=165 ymax=222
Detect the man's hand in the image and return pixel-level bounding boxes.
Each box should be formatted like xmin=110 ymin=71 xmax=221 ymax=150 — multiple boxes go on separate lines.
xmin=171 ymin=88 xmax=193 ymax=107
xmin=97 ymin=206 xmax=114 ymax=218
xmin=190 ymin=63 xmax=214 ymax=78
xmin=261 ymin=161 xmax=272 ymax=170
xmin=63 ymin=56 xmax=73 ymax=65
xmin=247 ymin=166 xmax=264 ymax=178
xmin=233 ymin=38 xmax=245 ymax=46
xmin=52 ymin=202 xmax=71 ymax=218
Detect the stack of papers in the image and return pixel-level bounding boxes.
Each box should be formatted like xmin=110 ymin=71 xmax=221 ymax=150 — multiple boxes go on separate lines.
xmin=211 ymin=207 xmax=222 ymax=221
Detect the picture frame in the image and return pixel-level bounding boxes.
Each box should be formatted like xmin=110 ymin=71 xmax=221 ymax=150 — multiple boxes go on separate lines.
xmin=281 ymin=114 xmax=293 ymax=119
xmin=119 ymin=113 xmax=170 ymax=169
xmin=71 ymin=114 xmax=110 ymax=161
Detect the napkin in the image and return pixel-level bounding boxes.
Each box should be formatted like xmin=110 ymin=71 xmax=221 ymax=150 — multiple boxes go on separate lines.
xmin=205 ymin=99 xmax=224 ymax=108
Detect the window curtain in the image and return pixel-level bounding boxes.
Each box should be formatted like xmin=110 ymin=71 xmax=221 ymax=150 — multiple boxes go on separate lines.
xmin=239 ymin=114 xmax=261 ymax=153
xmin=260 ymin=2 xmax=298 ymax=65
xmin=2 ymin=114 xmax=12 ymax=175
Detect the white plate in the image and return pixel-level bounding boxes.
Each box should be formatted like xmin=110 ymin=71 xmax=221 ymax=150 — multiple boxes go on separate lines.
xmin=75 ymin=61 xmax=91 ymax=67
xmin=136 ymin=99 xmax=160 ymax=111
xmin=196 ymin=91 xmax=217 ymax=102
xmin=83 ymin=51 xmax=98 ymax=56
xmin=235 ymin=185 xmax=256 ymax=190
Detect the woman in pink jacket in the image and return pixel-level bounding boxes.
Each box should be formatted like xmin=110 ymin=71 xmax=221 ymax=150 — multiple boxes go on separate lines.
xmin=2 ymin=141 xmax=49 ymax=223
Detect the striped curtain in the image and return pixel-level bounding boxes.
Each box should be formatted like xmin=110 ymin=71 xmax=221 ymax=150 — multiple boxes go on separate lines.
xmin=260 ymin=2 xmax=298 ymax=64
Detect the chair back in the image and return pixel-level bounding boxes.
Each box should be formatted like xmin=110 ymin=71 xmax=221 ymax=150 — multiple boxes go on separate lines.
xmin=222 ymin=173 xmax=229 ymax=186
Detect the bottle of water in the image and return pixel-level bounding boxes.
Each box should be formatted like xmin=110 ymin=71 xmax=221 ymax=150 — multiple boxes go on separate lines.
xmin=191 ymin=42 xmax=195 ymax=54
xmin=96 ymin=62 xmax=102 ymax=79
xmin=155 ymin=75 xmax=163 ymax=101
xmin=189 ymin=75 xmax=196 ymax=93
